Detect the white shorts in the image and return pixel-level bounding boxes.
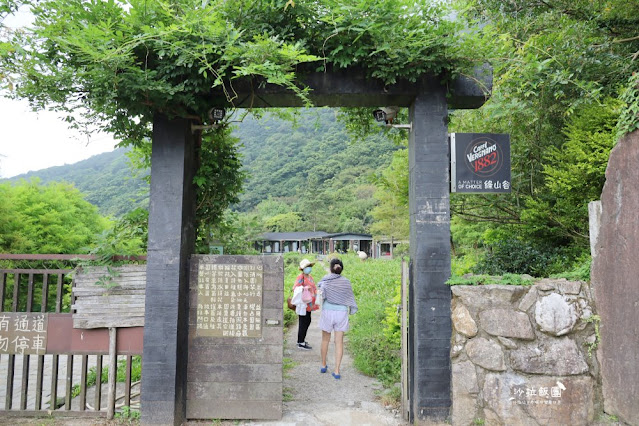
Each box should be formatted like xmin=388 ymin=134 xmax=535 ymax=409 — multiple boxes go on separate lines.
xmin=319 ymin=309 xmax=349 ymax=332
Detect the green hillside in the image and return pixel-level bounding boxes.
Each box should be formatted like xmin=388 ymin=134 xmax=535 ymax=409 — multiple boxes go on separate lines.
xmin=3 ymin=109 xmax=400 ymax=235
xmin=5 ymin=148 xmax=149 ymax=218
xmin=234 ymin=109 xmax=400 ymax=234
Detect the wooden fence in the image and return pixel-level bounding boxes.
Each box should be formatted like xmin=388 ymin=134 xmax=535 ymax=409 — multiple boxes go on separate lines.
xmin=0 ymin=254 xmax=144 ymax=419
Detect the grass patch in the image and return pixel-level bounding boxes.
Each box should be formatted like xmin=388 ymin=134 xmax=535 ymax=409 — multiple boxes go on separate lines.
xmin=282 ymin=386 xmax=294 ymax=402
xmin=595 ymin=412 xmax=620 ymax=424
xmin=378 ymin=385 xmax=401 ymax=409
xmin=71 ymin=355 xmax=142 ymax=398
xmin=115 ymin=405 xmax=141 ymax=423
xmin=283 ymin=356 xmax=297 ymax=379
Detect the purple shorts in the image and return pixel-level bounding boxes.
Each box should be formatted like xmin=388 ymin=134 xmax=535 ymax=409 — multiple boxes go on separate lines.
xmin=319 ymin=309 xmax=349 ymax=332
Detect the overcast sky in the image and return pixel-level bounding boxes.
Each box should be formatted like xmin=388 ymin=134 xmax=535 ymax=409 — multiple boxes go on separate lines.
xmin=0 ymin=7 xmax=117 ymax=179
xmin=0 ymin=99 xmax=118 ymax=179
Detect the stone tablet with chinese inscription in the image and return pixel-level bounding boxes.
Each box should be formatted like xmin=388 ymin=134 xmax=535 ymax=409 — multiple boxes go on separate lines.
xmin=187 ymin=255 xmax=284 ymax=421
xmin=195 ymin=263 xmax=264 ymax=338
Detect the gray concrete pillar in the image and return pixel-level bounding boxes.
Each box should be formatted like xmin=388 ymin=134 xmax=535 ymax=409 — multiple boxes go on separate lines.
xmin=141 ymin=116 xmax=197 ymax=425
xmin=408 ymin=84 xmax=452 ymax=422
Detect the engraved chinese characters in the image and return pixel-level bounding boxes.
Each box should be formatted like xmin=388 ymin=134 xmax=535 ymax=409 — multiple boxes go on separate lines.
xmin=196 ymin=263 xmax=263 ymax=337
xmin=0 ymin=312 xmax=48 ymax=355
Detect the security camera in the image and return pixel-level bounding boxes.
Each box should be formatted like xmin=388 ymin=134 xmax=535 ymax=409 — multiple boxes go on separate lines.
xmin=372 ymin=106 xmax=399 ymax=124
xmin=208 ymin=107 xmax=226 ymax=122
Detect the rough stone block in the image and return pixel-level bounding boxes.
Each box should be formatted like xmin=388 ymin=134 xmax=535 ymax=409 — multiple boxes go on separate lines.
xmin=453 ymin=360 xmax=479 ymax=394
xmin=558 ymin=281 xmax=582 ymax=295
xmin=482 ymin=373 xmax=534 ymax=426
xmin=483 ymin=373 xmax=594 ymax=426
xmin=452 ymin=304 xmax=478 ymax=337
xmin=466 ymin=337 xmax=505 ymax=371
xmin=479 ymin=308 xmax=535 ymax=340
xmin=497 ymin=336 xmax=518 ymax=349
xmin=451 ymin=343 xmax=464 ymax=358
xmin=535 ymin=293 xmax=579 ymax=336
xmin=535 ymin=279 xmax=557 ymax=292
xmin=517 ymin=287 xmax=538 ymax=312
xmin=591 ymin=131 xmax=639 ymax=425
xmin=510 ymin=337 xmax=588 ymax=376
xmin=452 ymin=285 xmax=527 ymax=311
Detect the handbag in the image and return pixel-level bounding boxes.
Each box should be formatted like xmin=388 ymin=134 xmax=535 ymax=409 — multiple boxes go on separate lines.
xmin=286 ymin=296 xmax=296 ymax=311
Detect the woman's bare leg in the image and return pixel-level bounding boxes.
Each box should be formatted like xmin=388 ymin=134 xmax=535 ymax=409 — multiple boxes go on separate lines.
xmin=334 ymin=331 xmax=344 ymax=375
xmin=321 ymin=330 xmax=331 ymax=367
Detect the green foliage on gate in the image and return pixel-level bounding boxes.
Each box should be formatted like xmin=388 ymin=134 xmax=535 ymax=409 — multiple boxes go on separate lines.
xmin=1 ymin=0 xmax=475 ymax=143
xmin=1 ymin=0 xmax=478 ymax=251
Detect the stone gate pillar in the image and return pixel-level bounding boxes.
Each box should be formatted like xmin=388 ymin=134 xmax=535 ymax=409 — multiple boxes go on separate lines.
xmin=591 ymin=131 xmax=639 ymax=425
xmin=408 ymin=83 xmax=452 ymax=422
xmin=141 ymin=116 xmax=197 ymax=425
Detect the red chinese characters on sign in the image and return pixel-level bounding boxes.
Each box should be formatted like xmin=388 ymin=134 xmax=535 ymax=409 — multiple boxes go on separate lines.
xmin=0 ymin=312 xmax=48 ymax=355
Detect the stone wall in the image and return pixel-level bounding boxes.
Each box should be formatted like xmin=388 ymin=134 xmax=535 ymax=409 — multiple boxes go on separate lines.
xmin=451 ymin=280 xmax=601 ymax=426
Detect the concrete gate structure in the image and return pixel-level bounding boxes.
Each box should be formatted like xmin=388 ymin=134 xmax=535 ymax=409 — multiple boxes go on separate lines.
xmin=140 ymin=67 xmax=491 ymax=424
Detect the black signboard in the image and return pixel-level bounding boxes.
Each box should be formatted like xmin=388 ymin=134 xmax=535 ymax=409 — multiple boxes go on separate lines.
xmin=450 ymin=133 xmax=511 ymax=193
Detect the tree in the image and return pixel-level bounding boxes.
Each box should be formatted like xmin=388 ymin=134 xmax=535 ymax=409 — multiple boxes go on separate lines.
xmin=0 ymin=179 xmax=108 ymax=254
xmin=522 ymin=99 xmax=622 ymax=246
xmin=2 ymin=0 xmax=472 ymax=144
xmin=206 ymin=210 xmax=261 ymax=255
xmin=264 ymin=212 xmax=305 ymax=232
xmin=370 ymin=148 xmax=409 ymax=240
xmin=434 ymin=0 xmax=639 ymax=272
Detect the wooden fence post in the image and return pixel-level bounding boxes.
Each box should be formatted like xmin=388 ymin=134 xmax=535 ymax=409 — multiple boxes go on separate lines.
xmin=107 ymin=327 xmax=117 ymax=419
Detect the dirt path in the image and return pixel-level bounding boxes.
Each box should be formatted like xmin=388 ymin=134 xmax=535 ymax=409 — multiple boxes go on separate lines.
xmin=267 ymin=312 xmax=407 ymax=426
xmin=184 ymin=304 xmax=408 ymax=426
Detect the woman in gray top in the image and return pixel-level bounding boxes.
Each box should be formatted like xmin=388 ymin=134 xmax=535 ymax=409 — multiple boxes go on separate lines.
xmin=317 ymin=257 xmax=357 ymax=379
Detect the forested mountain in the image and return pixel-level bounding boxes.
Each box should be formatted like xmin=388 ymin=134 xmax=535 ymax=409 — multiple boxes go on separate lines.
xmin=4 ymin=148 xmax=149 ymax=218
xmin=3 ymin=109 xmax=400 ymax=235
xmin=233 ymin=109 xmax=401 ymax=234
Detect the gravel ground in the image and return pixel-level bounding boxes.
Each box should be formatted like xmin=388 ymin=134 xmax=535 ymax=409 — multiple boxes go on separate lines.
xmin=261 ymin=312 xmax=409 ymax=426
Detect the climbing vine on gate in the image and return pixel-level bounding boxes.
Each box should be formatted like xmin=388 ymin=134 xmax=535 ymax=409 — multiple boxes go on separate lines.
xmin=2 ymin=0 xmax=477 ymax=139
xmin=1 ymin=0 xmax=482 ymax=244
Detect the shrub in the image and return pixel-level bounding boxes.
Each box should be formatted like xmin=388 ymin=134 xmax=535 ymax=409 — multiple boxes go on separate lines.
xmin=473 ymin=238 xmax=583 ymax=277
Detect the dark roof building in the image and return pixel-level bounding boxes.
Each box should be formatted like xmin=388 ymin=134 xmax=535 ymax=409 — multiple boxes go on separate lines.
xmin=255 ymin=231 xmax=379 ymax=257
xmin=259 ymin=231 xmax=329 ymax=241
